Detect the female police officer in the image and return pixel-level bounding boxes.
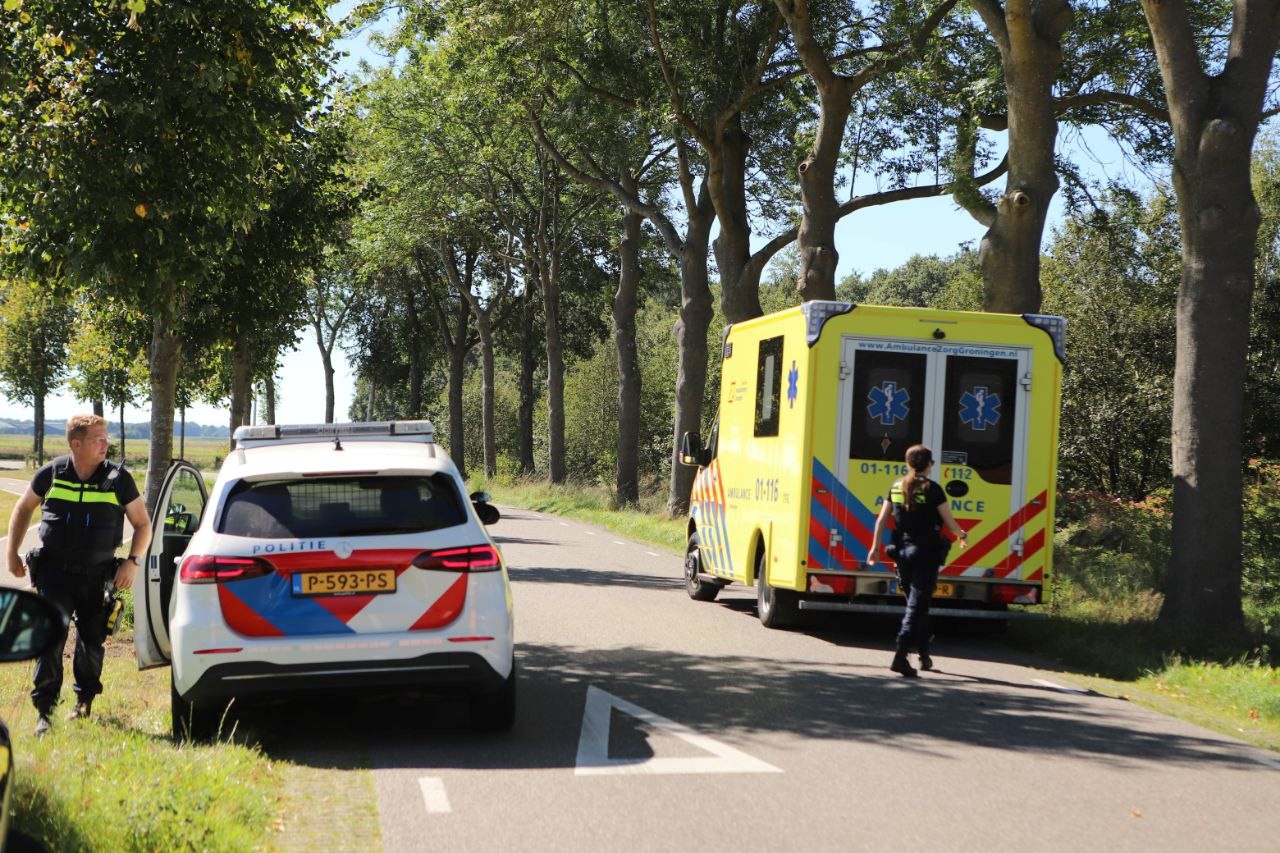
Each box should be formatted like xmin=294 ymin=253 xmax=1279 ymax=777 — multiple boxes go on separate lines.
xmin=867 ymin=444 xmax=967 ymax=678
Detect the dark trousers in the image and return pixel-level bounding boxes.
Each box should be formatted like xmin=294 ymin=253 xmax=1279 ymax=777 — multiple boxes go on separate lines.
xmin=32 ymin=572 xmax=108 ymax=712
xmin=895 ymin=542 xmax=941 ymax=653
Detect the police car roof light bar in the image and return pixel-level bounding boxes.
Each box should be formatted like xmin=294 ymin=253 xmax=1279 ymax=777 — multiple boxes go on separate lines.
xmin=232 ymin=421 xmax=436 ymax=443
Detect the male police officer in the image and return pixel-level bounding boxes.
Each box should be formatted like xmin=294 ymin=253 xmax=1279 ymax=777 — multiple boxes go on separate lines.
xmin=5 ymin=415 xmax=152 ymax=736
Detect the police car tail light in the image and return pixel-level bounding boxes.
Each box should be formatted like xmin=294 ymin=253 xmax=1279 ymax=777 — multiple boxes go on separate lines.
xmin=412 ymin=545 xmax=501 ymax=573
xmin=180 ymin=555 xmax=275 ymax=584
xmin=990 ymin=584 xmax=1039 ymax=605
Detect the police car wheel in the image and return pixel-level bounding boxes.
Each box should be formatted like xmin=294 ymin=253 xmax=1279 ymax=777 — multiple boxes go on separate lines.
xmin=684 ymin=531 xmax=720 ymax=602
xmin=171 ymin=679 xmax=218 ymax=742
xmin=470 ymin=658 xmax=516 ymax=732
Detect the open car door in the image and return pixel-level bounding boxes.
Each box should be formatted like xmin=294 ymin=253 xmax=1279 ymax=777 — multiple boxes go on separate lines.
xmin=135 ymin=461 xmax=208 ymax=669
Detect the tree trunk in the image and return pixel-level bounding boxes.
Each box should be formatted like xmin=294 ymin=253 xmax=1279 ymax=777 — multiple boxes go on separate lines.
xmin=92 ymin=398 xmax=104 ymax=418
xmin=541 ymin=256 xmax=566 ymax=483
xmin=179 ymin=405 xmax=185 ymax=460
xmin=320 ymin=346 xmax=336 ymax=424
xmin=710 ymin=117 xmax=763 ymax=321
xmin=969 ymin=0 xmax=1070 ymax=313
xmin=447 ymin=297 xmax=470 ymax=481
xmin=667 ymin=191 xmax=715 ymax=516
xmin=33 ymin=391 xmax=44 ymax=467
xmin=144 ymin=287 xmax=181 ymax=515
xmin=476 ymin=310 xmax=497 ymax=478
xmin=1140 ymin=0 xmax=1280 ymax=641
xmin=518 ymin=278 xmax=537 ymax=475
xmin=795 ymin=78 xmax=851 ymax=302
xmin=119 ymin=402 xmax=126 ymax=464
xmin=264 ymin=373 xmax=276 ymax=424
xmin=404 ymin=287 xmax=423 ymax=416
xmin=229 ymin=337 xmax=252 ymax=451
xmin=614 ymin=187 xmax=644 ymax=505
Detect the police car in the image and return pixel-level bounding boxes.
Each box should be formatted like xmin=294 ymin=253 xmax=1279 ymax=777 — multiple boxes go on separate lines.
xmin=133 ymin=421 xmax=514 ymax=739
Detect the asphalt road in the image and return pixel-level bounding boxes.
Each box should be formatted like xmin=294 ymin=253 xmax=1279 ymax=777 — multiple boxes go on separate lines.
xmin=258 ymin=505 xmax=1278 ymax=852
xmin=6 ymin=496 xmax=1279 ymax=850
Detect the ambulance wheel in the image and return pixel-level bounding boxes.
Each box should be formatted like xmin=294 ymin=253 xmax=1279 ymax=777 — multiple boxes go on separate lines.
xmin=756 ymin=551 xmax=799 ymax=629
xmin=171 ymin=678 xmax=218 ymax=742
xmin=684 ymin=531 xmax=721 ymax=602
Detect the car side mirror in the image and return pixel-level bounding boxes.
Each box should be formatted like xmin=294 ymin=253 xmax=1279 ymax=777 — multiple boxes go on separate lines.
xmin=0 ymin=588 xmax=67 ymax=663
xmin=679 ymin=432 xmax=711 ymax=467
xmin=470 ymin=492 xmax=500 ymax=525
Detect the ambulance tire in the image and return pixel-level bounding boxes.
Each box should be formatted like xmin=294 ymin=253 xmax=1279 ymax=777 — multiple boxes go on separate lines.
xmin=756 ymin=551 xmax=799 ymax=629
xmin=684 ymin=531 xmax=721 ymax=602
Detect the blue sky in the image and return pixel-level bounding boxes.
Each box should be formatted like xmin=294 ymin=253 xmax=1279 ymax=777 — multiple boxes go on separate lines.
xmin=0 ymin=5 xmax=1144 ymax=430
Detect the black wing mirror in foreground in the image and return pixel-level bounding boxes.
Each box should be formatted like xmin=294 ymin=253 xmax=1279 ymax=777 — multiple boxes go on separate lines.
xmin=0 ymin=588 xmax=67 ymax=663
xmin=469 ymin=492 xmax=501 ymax=526
xmin=679 ymin=432 xmax=712 ymax=467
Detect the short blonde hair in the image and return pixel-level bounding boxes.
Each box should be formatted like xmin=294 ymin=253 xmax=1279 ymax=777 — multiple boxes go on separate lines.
xmin=66 ymin=414 xmax=108 ymax=444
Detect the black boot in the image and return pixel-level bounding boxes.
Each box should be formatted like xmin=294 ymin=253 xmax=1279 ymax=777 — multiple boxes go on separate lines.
xmin=890 ymin=646 xmax=918 ymax=678
xmin=918 ymin=644 xmax=933 ymax=672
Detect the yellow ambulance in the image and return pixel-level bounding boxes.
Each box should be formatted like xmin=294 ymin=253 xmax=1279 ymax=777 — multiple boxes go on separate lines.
xmin=679 ymin=301 xmax=1064 ymax=628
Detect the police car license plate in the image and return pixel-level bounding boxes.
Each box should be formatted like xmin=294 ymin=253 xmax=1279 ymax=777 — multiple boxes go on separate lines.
xmin=891 ymin=581 xmax=955 ymax=598
xmin=292 ymin=569 xmax=397 ymax=597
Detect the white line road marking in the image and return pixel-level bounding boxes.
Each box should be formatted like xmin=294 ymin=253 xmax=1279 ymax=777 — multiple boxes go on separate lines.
xmin=585 ymin=531 xmax=595 ymax=536
xmin=559 ymin=522 xmax=569 ymax=527
xmin=613 ymin=540 xmax=625 ymax=545
xmin=575 ymin=685 xmax=781 ymax=776
xmin=418 ymin=777 xmax=452 ymax=814
xmin=1034 ymin=679 xmax=1090 ymax=695
xmin=646 ymin=552 xmax=659 ymax=557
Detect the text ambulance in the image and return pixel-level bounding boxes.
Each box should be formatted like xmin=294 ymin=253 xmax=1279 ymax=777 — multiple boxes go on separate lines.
xmin=680 ymin=301 xmax=1065 ymax=628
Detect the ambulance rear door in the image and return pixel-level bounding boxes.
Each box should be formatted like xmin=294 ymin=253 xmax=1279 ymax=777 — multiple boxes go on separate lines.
xmin=832 ymin=338 xmax=1031 ymax=578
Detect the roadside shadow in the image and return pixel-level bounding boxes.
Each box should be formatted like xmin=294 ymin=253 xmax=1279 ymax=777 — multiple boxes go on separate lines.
xmin=493 ymin=536 xmax=561 ymax=546
xmin=246 ymin=641 xmax=1269 ymax=774
xmin=508 ymin=565 xmax=682 ymax=591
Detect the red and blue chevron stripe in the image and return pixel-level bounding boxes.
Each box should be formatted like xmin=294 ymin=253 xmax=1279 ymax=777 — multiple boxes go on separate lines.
xmin=690 ymin=461 xmax=733 ymax=576
xmin=215 ymin=548 xmax=467 ymax=638
xmin=808 ymin=458 xmax=885 ymax=571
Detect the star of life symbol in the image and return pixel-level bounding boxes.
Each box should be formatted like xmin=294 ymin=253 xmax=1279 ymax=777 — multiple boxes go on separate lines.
xmin=786 ymin=361 xmax=799 ymax=408
xmin=867 ymin=381 xmax=910 ymax=427
xmin=959 ymin=386 xmax=1001 ymax=431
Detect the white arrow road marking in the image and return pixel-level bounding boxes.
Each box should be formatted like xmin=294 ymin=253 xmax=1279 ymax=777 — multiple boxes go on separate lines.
xmin=1034 ymin=679 xmax=1090 ymax=695
xmin=418 ymin=777 xmax=452 ymax=814
xmin=575 ymin=685 xmax=782 ymax=776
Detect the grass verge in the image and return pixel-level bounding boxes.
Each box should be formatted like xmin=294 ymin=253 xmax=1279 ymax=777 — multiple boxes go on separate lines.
xmin=483 ymin=478 xmax=1280 ymax=754
xmin=0 ymin=634 xmax=381 ymax=851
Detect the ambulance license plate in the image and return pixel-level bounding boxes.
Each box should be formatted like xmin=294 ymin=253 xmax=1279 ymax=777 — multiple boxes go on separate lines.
xmin=891 ymin=581 xmax=955 ymax=598
xmin=292 ymin=569 xmax=396 ymax=597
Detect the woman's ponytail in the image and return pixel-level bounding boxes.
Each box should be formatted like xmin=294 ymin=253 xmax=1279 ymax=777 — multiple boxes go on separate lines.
xmin=903 ymin=444 xmax=933 ymax=509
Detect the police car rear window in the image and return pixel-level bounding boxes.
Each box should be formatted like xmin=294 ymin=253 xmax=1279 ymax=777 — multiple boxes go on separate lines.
xmin=216 ymin=475 xmax=467 ymax=538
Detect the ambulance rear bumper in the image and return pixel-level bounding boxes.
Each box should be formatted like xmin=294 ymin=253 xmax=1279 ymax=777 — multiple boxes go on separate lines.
xmin=798 ymin=601 xmax=1047 ymax=620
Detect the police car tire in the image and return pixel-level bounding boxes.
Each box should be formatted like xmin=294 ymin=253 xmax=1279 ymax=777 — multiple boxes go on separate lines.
xmin=470 ymin=658 xmax=517 ymax=732
xmin=756 ymin=550 xmax=798 ymax=629
xmin=171 ymin=679 xmax=218 ymax=742
xmin=684 ymin=531 xmax=720 ymax=602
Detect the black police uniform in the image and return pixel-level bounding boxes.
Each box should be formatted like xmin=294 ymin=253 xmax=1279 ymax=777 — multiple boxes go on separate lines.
xmin=28 ymin=455 xmax=139 ymax=713
xmin=887 ymin=476 xmax=948 ymax=658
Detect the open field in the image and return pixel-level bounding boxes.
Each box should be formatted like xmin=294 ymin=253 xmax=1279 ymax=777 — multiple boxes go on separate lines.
xmin=0 ymin=434 xmax=230 ymax=471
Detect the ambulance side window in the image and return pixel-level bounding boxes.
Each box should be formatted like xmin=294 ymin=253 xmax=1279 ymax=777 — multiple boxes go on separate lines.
xmin=941 ymin=356 xmax=1017 ymax=484
xmin=754 ymin=336 xmax=784 ymax=437
xmin=849 ymin=351 xmax=926 ymax=460
xmin=707 ymin=417 xmax=719 ymax=460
